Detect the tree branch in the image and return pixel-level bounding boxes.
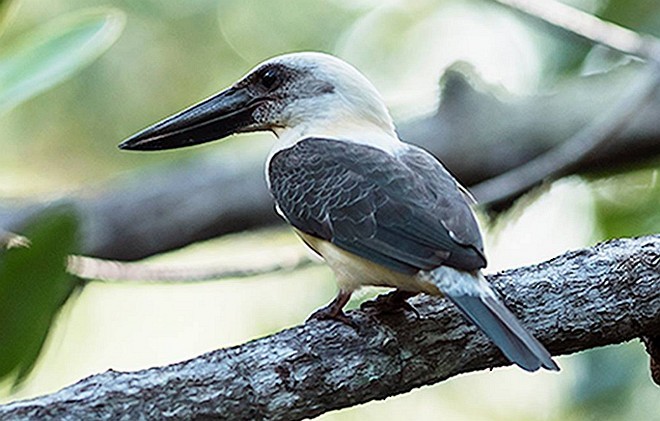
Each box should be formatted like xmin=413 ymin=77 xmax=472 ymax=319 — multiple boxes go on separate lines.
xmin=469 ymin=0 xmax=660 ymax=207
xmin=471 ymin=0 xmax=660 ymax=207
xmin=0 ymin=229 xmax=30 ymax=249
xmin=495 ymin=0 xmax=660 ymax=62
xmin=67 ymin=251 xmax=316 ymax=282
xmin=2 ymin=235 xmax=658 ymax=420
xmin=470 ymin=62 xmax=660 ymax=206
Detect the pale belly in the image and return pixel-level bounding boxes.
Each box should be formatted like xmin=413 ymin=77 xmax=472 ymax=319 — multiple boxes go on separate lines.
xmin=295 ymin=230 xmax=440 ymax=295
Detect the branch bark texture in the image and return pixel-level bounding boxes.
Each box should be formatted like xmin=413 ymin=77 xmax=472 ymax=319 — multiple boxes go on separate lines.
xmin=2 ymin=235 xmax=658 ymax=420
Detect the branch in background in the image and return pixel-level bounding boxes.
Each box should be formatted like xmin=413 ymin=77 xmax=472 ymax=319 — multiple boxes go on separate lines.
xmin=2 ymin=0 xmax=660 ymax=262
xmin=473 ymin=0 xmax=660 ymax=206
xmin=494 ymin=0 xmax=660 ymax=62
xmin=67 ymin=252 xmax=317 ymax=282
xmin=0 ymin=229 xmax=30 ymax=249
xmin=1 ymin=62 xmax=659 ymax=262
xmin=1 ymin=236 xmax=658 ymax=420
xmin=470 ymin=62 xmax=660 ymax=206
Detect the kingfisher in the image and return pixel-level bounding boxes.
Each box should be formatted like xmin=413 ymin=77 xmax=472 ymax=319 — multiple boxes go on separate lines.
xmin=119 ymin=52 xmax=558 ymax=372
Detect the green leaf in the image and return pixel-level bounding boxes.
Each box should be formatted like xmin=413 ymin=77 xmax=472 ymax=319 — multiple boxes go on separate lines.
xmin=0 ymin=204 xmax=80 ymax=386
xmin=0 ymin=0 xmax=20 ymax=37
xmin=0 ymin=7 xmax=126 ymax=115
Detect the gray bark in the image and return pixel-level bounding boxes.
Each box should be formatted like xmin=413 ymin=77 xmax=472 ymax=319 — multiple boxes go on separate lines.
xmin=1 ymin=235 xmax=658 ymax=420
xmin=2 ymin=63 xmax=659 ymax=261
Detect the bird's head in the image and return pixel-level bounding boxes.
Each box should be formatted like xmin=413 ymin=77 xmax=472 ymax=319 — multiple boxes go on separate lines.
xmin=119 ymin=52 xmax=394 ymax=151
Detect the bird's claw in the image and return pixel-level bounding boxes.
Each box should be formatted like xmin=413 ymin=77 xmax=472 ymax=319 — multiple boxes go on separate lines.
xmin=362 ymin=290 xmax=421 ymax=318
xmin=307 ymin=290 xmax=357 ymax=328
xmin=307 ymin=307 xmax=358 ymax=328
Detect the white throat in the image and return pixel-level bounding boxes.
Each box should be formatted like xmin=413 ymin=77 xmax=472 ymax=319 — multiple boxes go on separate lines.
xmin=275 ymin=114 xmax=399 ymax=147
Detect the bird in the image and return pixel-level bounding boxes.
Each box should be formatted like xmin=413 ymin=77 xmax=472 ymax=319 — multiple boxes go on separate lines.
xmin=119 ymin=51 xmax=559 ymax=372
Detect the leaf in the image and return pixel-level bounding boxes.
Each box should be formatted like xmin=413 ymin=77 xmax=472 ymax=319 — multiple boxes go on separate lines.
xmin=0 ymin=0 xmax=20 ymax=37
xmin=0 ymin=204 xmax=80 ymax=386
xmin=0 ymin=7 xmax=126 ymax=115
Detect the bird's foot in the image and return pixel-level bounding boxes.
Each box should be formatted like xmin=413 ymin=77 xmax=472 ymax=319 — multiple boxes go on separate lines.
xmin=307 ymin=307 xmax=357 ymax=328
xmin=306 ymin=290 xmax=357 ymax=328
xmin=363 ymin=290 xmax=421 ymax=318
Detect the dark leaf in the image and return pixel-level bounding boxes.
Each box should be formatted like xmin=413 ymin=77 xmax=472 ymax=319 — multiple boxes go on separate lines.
xmin=0 ymin=204 xmax=80 ymax=386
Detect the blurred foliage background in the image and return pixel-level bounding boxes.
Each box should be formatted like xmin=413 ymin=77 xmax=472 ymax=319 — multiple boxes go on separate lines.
xmin=0 ymin=0 xmax=658 ymax=419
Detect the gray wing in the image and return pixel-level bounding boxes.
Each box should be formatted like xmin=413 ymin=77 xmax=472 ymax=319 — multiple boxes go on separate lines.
xmin=268 ymin=138 xmax=486 ymax=275
xmin=397 ymin=145 xmax=483 ymax=250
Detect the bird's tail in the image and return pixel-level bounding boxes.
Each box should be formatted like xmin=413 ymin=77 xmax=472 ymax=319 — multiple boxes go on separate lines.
xmin=429 ymin=267 xmax=559 ymax=372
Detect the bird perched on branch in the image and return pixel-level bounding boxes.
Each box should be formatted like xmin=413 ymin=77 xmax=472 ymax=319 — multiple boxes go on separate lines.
xmin=120 ymin=52 xmax=558 ymax=372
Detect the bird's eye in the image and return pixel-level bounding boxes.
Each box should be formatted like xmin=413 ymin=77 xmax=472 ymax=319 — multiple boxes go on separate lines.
xmin=259 ymin=68 xmax=280 ymax=90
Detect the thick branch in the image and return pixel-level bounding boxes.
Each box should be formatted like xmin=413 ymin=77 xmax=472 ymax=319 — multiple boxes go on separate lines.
xmin=2 ymin=235 xmax=658 ymax=420
xmin=2 ymin=63 xmax=659 ymax=261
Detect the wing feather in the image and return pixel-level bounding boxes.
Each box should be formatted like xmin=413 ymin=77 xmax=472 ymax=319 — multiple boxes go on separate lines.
xmin=268 ymin=138 xmax=486 ymax=274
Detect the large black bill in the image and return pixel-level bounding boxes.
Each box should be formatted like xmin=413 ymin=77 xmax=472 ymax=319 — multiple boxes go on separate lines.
xmin=119 ymin=87 xmax=259 ymax=151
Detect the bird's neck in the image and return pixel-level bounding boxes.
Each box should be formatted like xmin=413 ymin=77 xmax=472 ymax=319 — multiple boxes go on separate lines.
xmin=270 ymin=117 xmax=402 ymax=158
